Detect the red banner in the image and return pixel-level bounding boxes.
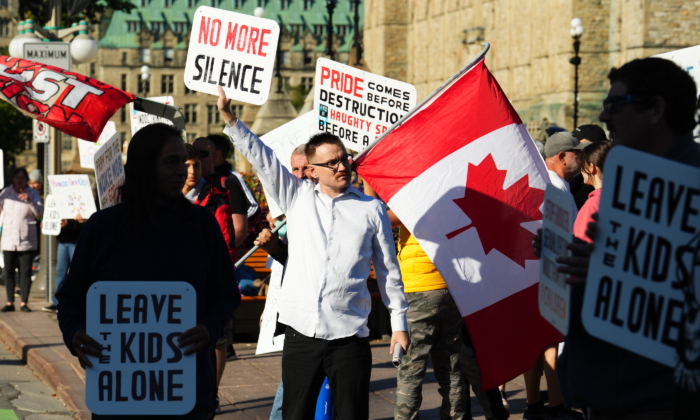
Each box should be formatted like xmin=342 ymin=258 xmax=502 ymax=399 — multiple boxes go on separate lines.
xmin=0 ymin=56 xmax=136 ymax=142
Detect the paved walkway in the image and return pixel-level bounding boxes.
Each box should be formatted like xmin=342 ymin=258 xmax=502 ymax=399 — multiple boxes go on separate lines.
xmin=0 ymin=301 xmax=532 ymax=420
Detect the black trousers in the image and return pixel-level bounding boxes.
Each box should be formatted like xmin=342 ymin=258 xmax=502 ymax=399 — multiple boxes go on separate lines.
xmin=460 ymin=325 xmax=509 ymax=420
xmin=3 ymin=250 xmax=34 ymax=303
xmin=282 ymin=326 xmax=372 ymax=420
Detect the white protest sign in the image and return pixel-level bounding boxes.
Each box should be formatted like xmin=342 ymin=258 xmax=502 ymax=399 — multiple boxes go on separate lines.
xmin=47 ymin=174 xmax=97 ymax=219
xmin=582 ymin=146 xmax=700 ymax=366
xmin=256 ymin=257 xmax=285 ymax=355
xmin=259 ymin=111 xmax=320 ymax=218
xmin=94 ymin=133 xmax=125 ymax=209
xmin=655 ymin=46 xmax=700 ymax=138
xmin=0 ymin=149 xmax=3 ymax=188
xmin=86 ymin=281 xmax=196 ymax=415
xmin=33 ymin=119 xmax=49 ymax=143
xmin=78 ymin=121 xmax=117 ymax=169
xmin=41 ymin=195 xmax=61 ymax=236
xmin=313 ymin=58 xmax=417 ymax=152
xmin=539 ymin=184 xmax=574 ymax=334
xmin=129 ymin=96 xmax=175 ymax=135
xmin=184 ymin=6 xmax=279 ymax=105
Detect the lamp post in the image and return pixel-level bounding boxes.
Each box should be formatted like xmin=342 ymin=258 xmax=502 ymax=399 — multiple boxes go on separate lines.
xmin=325 ymin=0 xmax=337 ymax=61
xmin=351 ymin=0 xmax=362 ymax=66
xmin=8 ymin=0 xmax=99 ymax=303
xmin=569 ymin=17 xmax=584 ymax=129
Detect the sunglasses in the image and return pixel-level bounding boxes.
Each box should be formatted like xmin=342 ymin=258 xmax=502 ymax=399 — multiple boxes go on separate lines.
xmin=198 ymin=150 xmax=211 ymax=159
xmin=310 ymin=154 xmax=353 ymax=171
xmin=602 ymin=95 xmax=653 ymax=114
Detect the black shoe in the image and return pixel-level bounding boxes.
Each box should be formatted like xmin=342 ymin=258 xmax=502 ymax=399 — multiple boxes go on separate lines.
xmin=42 ymin=305 xmax=58 ymax=313
xmin=0 ymin=305 xmax=14 ymax=313
xmin=20 ymin=305 xmax=31 ymax=312
xmin=524 ymin=402 xmax=546 ymax=420
xmin=546 ymin=405 xmax=585 ymax=420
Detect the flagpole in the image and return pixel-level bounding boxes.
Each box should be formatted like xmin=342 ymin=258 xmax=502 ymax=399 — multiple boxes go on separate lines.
xmin=235 ymin=219 xmax=287 ymax=268
xmin=354 ymin=42 xmax=491 ymax=162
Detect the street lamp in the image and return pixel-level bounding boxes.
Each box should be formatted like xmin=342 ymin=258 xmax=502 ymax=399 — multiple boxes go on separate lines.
xmin=9 ymin=19 xmax=98 ymax=63
xmin=351 ymin=0 xmax=362 ymax=66
xmin=569 ymin=17 xmax=584 ymax=129
xmin=325 ymin=0 xmax=337 ymax=61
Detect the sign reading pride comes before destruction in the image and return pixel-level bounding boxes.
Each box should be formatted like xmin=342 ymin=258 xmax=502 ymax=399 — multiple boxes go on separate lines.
xmin=86 ymin=281 xmax=196 ymax=415
xmin=184 ymin=6 xmax=279 ymax=105
xmin=313 ymin=58 xmax=417 ymax=152
xmin=582 ymin=146 xmax=700 ymax=367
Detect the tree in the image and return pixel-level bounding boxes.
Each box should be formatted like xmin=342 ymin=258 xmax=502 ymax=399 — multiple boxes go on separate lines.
xmin=0 ymin=101 xmax=32 ymax=167
xmin=20 ymin=0 xmax=136 ymax=27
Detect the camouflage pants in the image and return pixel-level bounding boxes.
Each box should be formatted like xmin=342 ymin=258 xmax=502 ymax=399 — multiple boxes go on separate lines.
xmin=395 ymin=289 xmax=466 ymax=420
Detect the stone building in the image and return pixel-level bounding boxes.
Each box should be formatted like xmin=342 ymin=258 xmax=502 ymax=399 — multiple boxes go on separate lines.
xmin=73 ymin=0 xmax=362 ymax=162
xmin=363 ymin=0 xmax=700 ymax=139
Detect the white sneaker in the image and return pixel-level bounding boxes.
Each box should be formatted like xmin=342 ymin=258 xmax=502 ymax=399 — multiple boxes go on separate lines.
xmin=500 ymin=389 xmax=509 ymax=409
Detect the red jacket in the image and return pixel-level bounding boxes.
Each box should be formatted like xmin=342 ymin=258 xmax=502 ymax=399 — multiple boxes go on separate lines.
xmin=195 ymin=177 xmax=237 ymax=262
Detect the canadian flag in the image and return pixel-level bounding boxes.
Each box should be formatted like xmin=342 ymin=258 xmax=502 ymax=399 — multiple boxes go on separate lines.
xmin=356 ymin=58 xmax=563 ymax=389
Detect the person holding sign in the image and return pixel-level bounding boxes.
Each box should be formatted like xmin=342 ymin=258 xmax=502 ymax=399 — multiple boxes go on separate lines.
xmin=56 ymin=123 xmax=239 ymax=419
xmin=217 ymin=86 xmax=409 ymax=420
xmin=535 ymin=58 xmax=700 ymax=420
xmin=0 ymin=167 xmax=44 ymax=313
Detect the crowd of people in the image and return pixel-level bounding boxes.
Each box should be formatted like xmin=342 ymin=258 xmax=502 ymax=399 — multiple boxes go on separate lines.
xmin=0 ymin=54 xmax=697 ymax=420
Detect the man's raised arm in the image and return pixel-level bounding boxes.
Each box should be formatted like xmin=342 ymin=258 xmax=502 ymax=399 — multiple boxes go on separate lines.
xmin=217 ymin=86 xmax=303 ymax=213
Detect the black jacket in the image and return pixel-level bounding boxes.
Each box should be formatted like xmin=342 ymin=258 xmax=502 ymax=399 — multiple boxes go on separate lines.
xmin=56 ymin=199 xmax=239 ymax=413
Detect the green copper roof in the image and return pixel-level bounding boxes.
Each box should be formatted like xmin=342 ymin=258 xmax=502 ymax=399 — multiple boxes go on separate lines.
xmin=99 ymin=0 xmax=363 ymax=51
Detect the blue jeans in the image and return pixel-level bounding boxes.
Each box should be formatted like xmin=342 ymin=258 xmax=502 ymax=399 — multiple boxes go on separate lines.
xmin=53 ymin=241 xmax=77 ymax=306
xmin=270 ymin=381 xmax=283 ymax=420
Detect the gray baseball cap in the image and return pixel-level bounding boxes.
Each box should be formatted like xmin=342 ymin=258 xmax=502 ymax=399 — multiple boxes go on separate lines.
xmin=544 ymin=132 xmax=588 ymax=158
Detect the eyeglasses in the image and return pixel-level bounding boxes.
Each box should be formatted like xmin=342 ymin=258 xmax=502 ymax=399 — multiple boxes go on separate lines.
xmin=602 ymin=95 xmax=653 ymax=114
xmin=197 ymin=150 xmax=211 ymax=159
xmin=310 ymin=154 xmax=353 ymax=170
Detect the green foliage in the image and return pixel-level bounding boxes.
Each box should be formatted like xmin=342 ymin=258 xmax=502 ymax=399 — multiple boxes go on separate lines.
xmin=288 ymin=84 xmax=310 ymax=112
xmin=21 ymin=0 xmax=136 ymax=27
xmin=0 ymin=102 xmax=32 ymax=166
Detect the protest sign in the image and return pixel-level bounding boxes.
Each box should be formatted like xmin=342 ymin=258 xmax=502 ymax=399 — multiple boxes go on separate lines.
xmin=184 ymin=6 xmax=279 ymax=105
xmin=86 ymin=281 xmax=196 ymax=415
xmin=78 ymin=121 xmax=117 ymax=169
xmin=47 ymin=174 xmax=97 ymax=219
xmin=259 ymin=111 xmax=320 ymax=217
xmin=256 ymin=257 xmax=285 ymax=355
xmin=129 ymin=96 xmax=175 ymax=135
xmin=41 ymin=195 xmax=61 ymax=236
xmin=539 ymin=184 xmax=574 ymax=334
xmin=313 ymin=58 xmax=417 ymax=152
xmin=582 ymin=146 xmax=700 ymax=366
xmin=94 ymin=132 xmax=124 ymax=209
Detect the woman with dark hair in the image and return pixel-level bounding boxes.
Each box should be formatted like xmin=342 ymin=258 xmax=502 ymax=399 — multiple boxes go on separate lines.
xmin=572 ymin=141 xmax=611 ymax=242
xmin=56 ymin=123 xmax=239 ymax=419
xmin=0 ymin=167 xmax=44 ymax=312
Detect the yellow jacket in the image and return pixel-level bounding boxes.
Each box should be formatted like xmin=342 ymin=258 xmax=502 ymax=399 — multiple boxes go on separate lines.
xmin=397 ymin=227 xmax=447 ymax=293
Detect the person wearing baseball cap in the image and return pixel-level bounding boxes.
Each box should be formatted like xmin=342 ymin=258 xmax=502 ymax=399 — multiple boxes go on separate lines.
xmin=543 ymin=131 xmax=589 ymax=189
xmin=572 ymin=124 xmax=608 ymax=144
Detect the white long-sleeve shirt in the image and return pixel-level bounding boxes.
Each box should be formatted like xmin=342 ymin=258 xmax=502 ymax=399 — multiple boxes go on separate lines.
xmin=0 ymin=185 xmax=44 ymax=251
xmin=224 ymin=122 xmax=408 ymax=339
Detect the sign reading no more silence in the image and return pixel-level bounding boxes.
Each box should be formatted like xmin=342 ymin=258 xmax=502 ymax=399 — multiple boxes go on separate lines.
xmin=184 ymin=6 xmax=279 ymax=105
xmin=313 ymin=58 xmax=417 ymax=152
xmin=582 ymin=146 xmax=700 ymax=367
xmin=86 ymin=281 xmax=197 ymax=415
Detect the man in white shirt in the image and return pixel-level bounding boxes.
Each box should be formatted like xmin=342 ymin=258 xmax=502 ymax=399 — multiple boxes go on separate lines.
xmin=544 ymin=131 xmax=587 ymax=190
xmin=217 ymin=87 xmax=408 ymax=420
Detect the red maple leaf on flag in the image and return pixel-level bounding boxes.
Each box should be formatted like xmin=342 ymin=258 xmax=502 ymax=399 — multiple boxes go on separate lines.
xmin=446 ymin=154 xmax=545 ymax=267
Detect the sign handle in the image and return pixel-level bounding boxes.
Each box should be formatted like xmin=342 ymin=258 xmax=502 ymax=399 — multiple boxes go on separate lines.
xmin=235 ymin=220 xmax=287 ymax=268
xmin=354 ymin=42 xmax=491 ymax=162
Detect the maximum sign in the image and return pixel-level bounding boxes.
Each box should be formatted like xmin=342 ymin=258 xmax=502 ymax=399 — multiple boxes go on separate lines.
xmin=33 ymin=119 xmax=49 ymax=143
